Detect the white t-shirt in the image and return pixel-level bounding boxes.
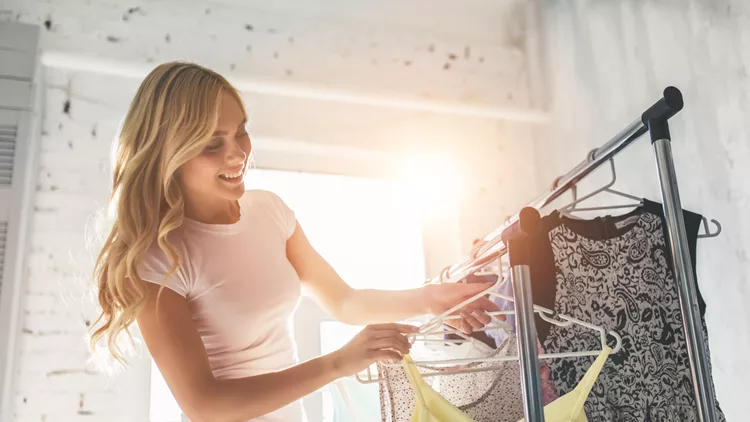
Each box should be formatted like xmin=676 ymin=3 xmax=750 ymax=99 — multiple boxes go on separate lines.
xmin=138 ymin=190 xmax=307 ymax=422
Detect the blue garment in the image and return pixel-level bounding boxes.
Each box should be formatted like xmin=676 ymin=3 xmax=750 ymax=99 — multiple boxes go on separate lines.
xmin=486 ymin=273 xmax=515 ymax=346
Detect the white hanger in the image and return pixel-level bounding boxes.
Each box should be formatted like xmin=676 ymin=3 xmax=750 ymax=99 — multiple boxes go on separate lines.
xmin=355 ymin=264 xmax=622 ymax=384
xmin=558 ymin=159 xmax=642 ymax=216
xmin=555 ymin=159 xmax=722 ymax=239
xmin=412 ymin=277 xmax=622 ymax=362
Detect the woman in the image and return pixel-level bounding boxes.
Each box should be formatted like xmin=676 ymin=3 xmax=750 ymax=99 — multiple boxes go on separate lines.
xmin=89 ymin=61 xmax=497 ymax=422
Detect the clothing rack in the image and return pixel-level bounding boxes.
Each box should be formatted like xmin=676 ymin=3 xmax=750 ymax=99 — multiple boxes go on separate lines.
xmin=431 ymin=87 xmax=718 ymax=422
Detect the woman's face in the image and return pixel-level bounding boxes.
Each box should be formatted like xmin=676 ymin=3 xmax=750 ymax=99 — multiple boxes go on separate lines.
xmin=178 ymin=92 xmax=252 ymax=204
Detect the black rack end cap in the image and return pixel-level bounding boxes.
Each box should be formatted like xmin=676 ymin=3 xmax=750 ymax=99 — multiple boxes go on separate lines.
xmin=642 ymin=86 xmax=683 ymax=143
xmin=501 ymin=207 xmax=541 ymax=243
xmin=519 ymin=207 xmax=541 ymax=233
xmin=641 ymin=86 xmax=683 ymax=125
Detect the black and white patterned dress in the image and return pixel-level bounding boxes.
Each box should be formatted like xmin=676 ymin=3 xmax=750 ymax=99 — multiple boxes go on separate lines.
xmin=520 ymin=199 xmax=725 ymax=421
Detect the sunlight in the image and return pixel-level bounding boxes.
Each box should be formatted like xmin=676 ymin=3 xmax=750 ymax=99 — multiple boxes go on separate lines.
xmin=394 ymin=151 xmax=463 ymax=222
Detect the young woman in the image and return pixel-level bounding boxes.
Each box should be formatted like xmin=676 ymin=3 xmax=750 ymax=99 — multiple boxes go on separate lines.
xmin=89 ymin=61 xmax=498 ymax=422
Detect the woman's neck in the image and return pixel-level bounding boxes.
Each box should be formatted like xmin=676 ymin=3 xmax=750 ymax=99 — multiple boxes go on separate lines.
xmin=183 ymin=198 xmax=241 ymax=225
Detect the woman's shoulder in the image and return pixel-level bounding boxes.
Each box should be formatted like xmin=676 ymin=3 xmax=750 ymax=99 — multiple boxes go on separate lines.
xmin=135 ymin=233 xmax=192 ymax=286
xmin=242 ymin=189 xmax=292 ymax=213
xmin=243 ymin=189 xmax=283 ymax=203
xmin=140 ymin=232 xmax=188 ymax=263
xmin=137 ymin=233 xmax=194 ymax=295
xmin=242 ymin=189 xmax=296 ymax=237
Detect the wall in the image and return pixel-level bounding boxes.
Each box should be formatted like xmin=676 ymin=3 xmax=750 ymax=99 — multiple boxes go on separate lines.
xmin=2 ymin=0 xmax=547 ymax=259
xmin=0 ymin=0 xmax=543 ymax=420
xmin=535 ymin=0 xmax=750 ymax=419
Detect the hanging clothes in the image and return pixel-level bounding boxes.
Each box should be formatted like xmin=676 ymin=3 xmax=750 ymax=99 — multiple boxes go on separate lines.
xmin=512 ymin=199 xmax=725 ymax=421
xmin=483 ymin=274 xmax=558 ymax=405
xmin=378 ymin=333 xmax=558 ymax=422
xmin=401 ymin=355 xmax=475 ymax=422
xmin=424 ymin=337 xmax=496 ymax=361
xmin=485 ymin=274 xmax=518 ymax=350
xmin=382 ymin=340 xmax=608 ymax=422
xmin=518 ymin=346 xmax=611 ymax=422
xmin=379 ymin=335 xmax=524 ymax=422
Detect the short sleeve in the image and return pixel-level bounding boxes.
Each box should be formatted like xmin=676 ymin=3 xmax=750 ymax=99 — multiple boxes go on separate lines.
xmin=136 ymin=242 xmax=192 ymax=298
xmin=261 ymin=191 xmax=297 ymax=239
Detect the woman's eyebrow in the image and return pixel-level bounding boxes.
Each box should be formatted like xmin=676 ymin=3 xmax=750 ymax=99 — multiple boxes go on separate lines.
xmin=212 ymin=119 xmax=248 ymax=136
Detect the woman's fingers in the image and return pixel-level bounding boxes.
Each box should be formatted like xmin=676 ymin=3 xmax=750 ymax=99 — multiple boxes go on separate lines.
xmin=371 ymin=323 xmax=418 ymax=333
xmin=460 ymin=311 xmax=485 ymax=330
xmin=368 ymin=337 xmax=411 ymax=356
xmin=463 ymin=296 xmax=500 ymax=314
xmin=374 ymin=350 xmax=404 ymax=362
xmin=474 ymin=311 xmax=492 ymax=325
xmin=371 ymin=329 xmax=411 ymax=349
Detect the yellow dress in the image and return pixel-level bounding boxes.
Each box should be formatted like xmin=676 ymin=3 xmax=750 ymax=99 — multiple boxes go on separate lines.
xmin=401 ymin=346 xmax=611 ymax=422
xmin=401 ymin=355 xmax=476 ymax=422
xmin=517 ymin=346 xmax=612 ymax=422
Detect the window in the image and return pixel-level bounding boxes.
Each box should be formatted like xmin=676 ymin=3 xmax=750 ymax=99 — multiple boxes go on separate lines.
xmin=247 ymin=169 xmax=426 ymax=291
xmin=149 ymin=169 xmax=426 ymax=422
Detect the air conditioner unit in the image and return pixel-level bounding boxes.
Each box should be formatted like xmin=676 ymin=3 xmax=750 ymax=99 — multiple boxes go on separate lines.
xmin=0 ymin=21 xmax=42 ymax=421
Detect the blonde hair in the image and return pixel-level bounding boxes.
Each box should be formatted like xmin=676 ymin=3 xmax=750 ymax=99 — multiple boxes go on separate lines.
xmin=88 ymin=61 xmax=246 ymax=362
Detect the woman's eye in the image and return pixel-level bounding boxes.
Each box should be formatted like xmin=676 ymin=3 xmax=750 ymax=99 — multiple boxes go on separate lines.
xmin=204 ymin=142 xmax=221 ymax=152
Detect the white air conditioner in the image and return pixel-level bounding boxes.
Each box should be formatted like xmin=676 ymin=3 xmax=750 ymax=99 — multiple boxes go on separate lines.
xmin=0 ymin=21 xmax=42 ymax=421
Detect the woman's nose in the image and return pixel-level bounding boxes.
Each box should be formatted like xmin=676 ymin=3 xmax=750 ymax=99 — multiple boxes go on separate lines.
xmin=225 ymin=141 xmax=247 ymax=164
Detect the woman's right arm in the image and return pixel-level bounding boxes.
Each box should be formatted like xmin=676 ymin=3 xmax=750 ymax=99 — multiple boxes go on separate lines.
xmin=137 ymin=283 xmax=414 ymax=422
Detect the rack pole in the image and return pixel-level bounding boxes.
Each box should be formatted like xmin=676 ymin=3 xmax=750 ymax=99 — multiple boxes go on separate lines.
xmin=646 ymin=87 xmax=718 ymax=422
xmin=506 ymin=225 xmax=545 ymax=422
xmin=510 ymin=264 xmax=545 ymax=422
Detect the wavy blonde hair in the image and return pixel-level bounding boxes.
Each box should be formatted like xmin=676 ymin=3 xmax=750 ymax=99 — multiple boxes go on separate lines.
xmin=89 ymin=61 xmax=246 ymax=362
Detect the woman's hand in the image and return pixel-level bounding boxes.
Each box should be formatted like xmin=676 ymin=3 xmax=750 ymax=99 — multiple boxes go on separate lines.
xmin=328 ymin=323 xmax=417 ymax=378
xmin=423 ymin=282 xmax=501 ymax=335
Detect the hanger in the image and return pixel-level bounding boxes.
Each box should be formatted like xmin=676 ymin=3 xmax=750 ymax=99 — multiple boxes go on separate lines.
xmin=558 ymin=159 xmax=642 ymax=216
xmin=355 ymin=273 xmax=623 ymax=384
xmin=697 ymin=216 xmax=722 ymax=239
xmin=410 ymin=278 xmax=621 ymax=361
xmin=556 ymin=158 xmax=722 ymax=239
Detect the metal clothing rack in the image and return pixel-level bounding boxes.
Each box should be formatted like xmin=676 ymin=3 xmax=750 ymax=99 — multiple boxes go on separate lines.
xmin=432 ymin=87 xmax=719 ymax=422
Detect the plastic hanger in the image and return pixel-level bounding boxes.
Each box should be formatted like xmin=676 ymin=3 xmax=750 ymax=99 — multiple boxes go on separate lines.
xmin=697 ymin=216 xmax=722 ymax=239
xmin=355 ymin=271 xmax=622 ymax=384
xmin=558 ymin=159 xmax=641 ymax=216
xmin=405 ymin=277 xmax=621 ymax=362
xmin=556 ymin=159 xmax=722 ymax=239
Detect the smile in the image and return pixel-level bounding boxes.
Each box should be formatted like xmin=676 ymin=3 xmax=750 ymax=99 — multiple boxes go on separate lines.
xmin=219 ymin=169 xmax=243 ymax=179
xmin=218 ymin=165 xmax=245 ymax=184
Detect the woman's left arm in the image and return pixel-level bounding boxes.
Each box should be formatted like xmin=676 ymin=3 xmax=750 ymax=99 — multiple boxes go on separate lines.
xmin=286 ymin=222 xmax=498 ymax=332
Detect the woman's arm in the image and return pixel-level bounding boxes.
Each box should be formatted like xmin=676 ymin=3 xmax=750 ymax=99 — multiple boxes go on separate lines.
xmin=287 ymin=222 xmax=499 ymax=330
xmin=138 ymin=283 xmax=412 ymax=422
xmin=284 ymin=221 xmax=424 ymax=323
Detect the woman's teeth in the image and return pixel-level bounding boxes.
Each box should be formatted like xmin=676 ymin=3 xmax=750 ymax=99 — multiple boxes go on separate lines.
xmin=219 ymin=170 xmax=243 ymax=180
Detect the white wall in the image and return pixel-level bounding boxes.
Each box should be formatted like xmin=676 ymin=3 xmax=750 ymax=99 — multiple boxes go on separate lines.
xmin=0 ymin=0 xmax=543 ymax=420
xmin=535 ymin=0 xmax=750 ymax=419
